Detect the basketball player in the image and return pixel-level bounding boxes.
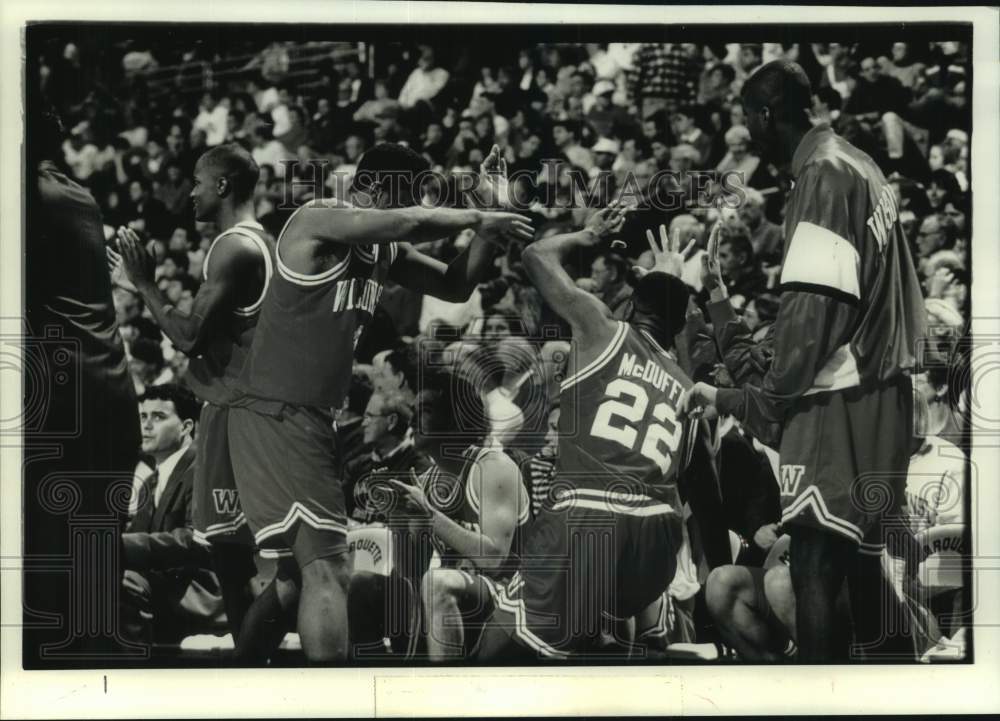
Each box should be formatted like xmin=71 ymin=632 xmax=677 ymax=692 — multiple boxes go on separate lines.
xmin=378 ymin=371 xmax=530 ymax=661
xmin=683 ymin=61 xmax=927 ymax=662
xmin=24 ymin=96 xmax=141 ymax=667
xmin=475 ymin=203 xmax=718 ymax=659
xmin=227 ymin=142 xmax=534 ymax=662
xmin=113 ymin=143 xmax=280 ymax=659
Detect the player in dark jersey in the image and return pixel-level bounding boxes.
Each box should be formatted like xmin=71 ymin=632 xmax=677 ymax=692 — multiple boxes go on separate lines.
xmin=112 ymin=143 xmax=283 ymax=660
xmin=227 ymin=142 xmax=534 ymax=662
xmin=683 ymin=61 xmax=927 ymax=662
xmin=475 ymin=204 xmax=718 ymax=660
xmin=24 ymin=99 xmax=140 ymax=667
xmin=375 ymin=371 xmax=530 ymax=661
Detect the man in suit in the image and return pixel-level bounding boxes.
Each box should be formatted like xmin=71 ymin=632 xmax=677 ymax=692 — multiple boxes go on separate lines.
xmin=123 ymin=384 xmax=224 ymax=644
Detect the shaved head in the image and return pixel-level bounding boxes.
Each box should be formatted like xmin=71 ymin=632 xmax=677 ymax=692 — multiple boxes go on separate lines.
xmin=742 ymin=60 xmax=813 ymax=123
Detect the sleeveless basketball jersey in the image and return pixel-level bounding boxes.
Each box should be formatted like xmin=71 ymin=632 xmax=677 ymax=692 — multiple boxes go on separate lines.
xmin=184 ymin=221 xmax=274 ymax=407
xmin=236 ymin=204 xmax=398 ymax=408
xmin=419 ymin=445 xmax=531 ymax=581
xmin=556 ymin=321 xmax=698 ymax=500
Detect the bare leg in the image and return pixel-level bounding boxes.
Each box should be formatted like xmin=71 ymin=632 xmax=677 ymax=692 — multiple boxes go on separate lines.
xmin=706 ymin=565 xmax=783 ymax=661
xmin=422 ymin=569 xmax=467 ymax=662
xmin=297 ymin=552 xmax=351 ymax=663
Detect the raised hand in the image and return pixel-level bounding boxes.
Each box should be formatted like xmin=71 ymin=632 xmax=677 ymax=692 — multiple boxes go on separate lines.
xmin=644 ymin=224 xmax=695 ymax=279
xmin=700 ymin=219 xmax=726 ymax=291
xmin=474 ymin=143 xmax=514 ymax=209
xmin=479 ymin=211 xmax=535 ymax=244
xmin=583 ymin=200 xmax=629 ymax=243
xmin=115 ymin=226 xmax=156 ymax=289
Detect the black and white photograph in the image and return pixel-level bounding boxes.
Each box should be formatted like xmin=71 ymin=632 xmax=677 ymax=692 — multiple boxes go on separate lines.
xmin=2 ymin=1 xmax=998 ymax=717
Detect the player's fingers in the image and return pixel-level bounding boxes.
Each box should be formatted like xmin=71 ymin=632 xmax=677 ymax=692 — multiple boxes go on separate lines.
xmin=669 ymin=226 xmax=680 ymax=254
xmin=659 ymin=224 xmax=671 ymax=253
xmin=681 ymin=238 xmax=697 ymax=260
xmin=646 ymin=228 xmax=658 ymax=255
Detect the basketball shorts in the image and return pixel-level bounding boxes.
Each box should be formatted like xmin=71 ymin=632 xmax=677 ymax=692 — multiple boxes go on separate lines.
xmin=191 ymin=402 xmax=253 ymax=547
xmin=227 ymin=402 xmax=347 ymax=565
xmin=778 ymin=375 xmax=913 ymax=553
xmin=478 ymin=486 xmax=683 ymax=660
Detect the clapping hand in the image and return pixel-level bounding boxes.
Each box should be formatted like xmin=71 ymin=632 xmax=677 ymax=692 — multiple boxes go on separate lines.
xmin=115 ymin=226 xmax=156 ymax=288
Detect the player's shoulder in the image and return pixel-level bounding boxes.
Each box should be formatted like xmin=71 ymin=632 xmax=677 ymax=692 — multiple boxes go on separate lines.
xmin=205 ymin=226 xmax=270 ymax=274
xmin=476 ymin=445 xmax=521 ymax=476
xmin=798 ymin=154 xmax=859 ymax=194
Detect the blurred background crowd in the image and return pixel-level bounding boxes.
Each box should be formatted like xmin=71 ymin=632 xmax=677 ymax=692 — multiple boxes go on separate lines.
xmin=35 ymin=33 xmax=972 ymax=654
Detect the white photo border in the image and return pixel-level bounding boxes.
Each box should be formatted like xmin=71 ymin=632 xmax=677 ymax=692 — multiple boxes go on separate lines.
xmin=1 ymin=2 xmax=998 ymax=717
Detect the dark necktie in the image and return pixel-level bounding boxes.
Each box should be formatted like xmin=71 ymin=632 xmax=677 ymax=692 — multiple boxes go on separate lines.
xmin=145 ymin=467 xmax=160 ymax=513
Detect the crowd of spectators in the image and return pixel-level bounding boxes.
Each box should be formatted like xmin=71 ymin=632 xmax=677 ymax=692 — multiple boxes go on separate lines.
xmin=37 ymin=35 xmax=972 ymax=654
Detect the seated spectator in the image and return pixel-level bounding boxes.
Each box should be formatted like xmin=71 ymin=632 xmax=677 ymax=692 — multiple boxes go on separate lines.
xmin=670 ymin=105 xmax=713 ymax=166
xmin=343 ymin=390 xmax=431 ymax=524
xmin=337 ymin=366 xmax=376 ymax=471
xmin=129 ymin=336 xmax=171 ymax=395
xmin=909 ymin=373 xmax=966 ymax=531
xmin=276 ymin=105 xmax=309 ymax=153
xmin=126 ymin=178 xmax=170 ymax=240
xmin=736 ymin=189 xmax=783 ymax=266
xmin=122 ymin=384 xmax=222 ymax=644
xmin=551 ymin=118 xmax=593 ymax=172
xmin=925 ymin=168 xmax=962 ymax=212
xmin=398 ymin=45 xmax=450 ymax=110
xmin=250 ymin=128 xmax=295 ymax=179
xmin=699 ymin=60 xmax=737 ymax=109
xmin=878 ymin=42 xmax=926 ymax=89
xmin=193 ymin=91 xmax=229 ymax=148
xmin=585 ymin=80 xmax=631 ymax=139
xmin=373 ymin=346 xmax=418 ymax=403
xmin=588 ymin=251 xmax=633 ymax=318
xmin=715 ymin=222 xmax=767 ymax=304
xmin=156 ymin=162 xmax=193 ymax=218
xmin=915 ymin=213 xmax=958 ymax=275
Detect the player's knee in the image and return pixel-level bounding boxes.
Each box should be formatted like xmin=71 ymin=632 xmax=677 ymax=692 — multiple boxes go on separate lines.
xmin=763 ymin=567 xmax=794 ymax=613
xmin=301 ymin=552 xmax=352 ymax=591
xmin=421 ymin=569 xmax=463 ymax=611
xmin=706 ymin=565 xmax=743 ymax=620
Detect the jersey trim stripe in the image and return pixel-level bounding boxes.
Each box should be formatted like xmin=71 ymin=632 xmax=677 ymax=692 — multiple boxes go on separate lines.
xmin=780 ymin=281 xmax=860 ymax=307
xmin=803 ymin=342 xmax=861 ymax=396
xmin=781 ymin=486 xmax=864 ymax=543
xmin=780 ymin=221 xmax=860 ymax=300
xmin=275 ymin=203 xmax=351 ymax=286
xmin=254 ymin=501 xmax=347 ymax=544
xmin=559 ymin=321 xmax=628 ymax=392
xmin=231 ymin=230 xmax=274 ymax=317
xmin=480 ymin=573 xmax=570 ymax=660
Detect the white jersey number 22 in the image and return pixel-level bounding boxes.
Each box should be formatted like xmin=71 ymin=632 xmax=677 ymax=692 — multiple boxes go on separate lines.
xmin=590 ymin=378 xmax=682 ymax=475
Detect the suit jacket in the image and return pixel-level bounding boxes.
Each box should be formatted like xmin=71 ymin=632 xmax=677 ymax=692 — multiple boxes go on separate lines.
xmin=125 ymin=445 xmax=223 ymax=635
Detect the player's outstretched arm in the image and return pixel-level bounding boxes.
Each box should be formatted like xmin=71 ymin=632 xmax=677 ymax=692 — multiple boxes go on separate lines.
xmin=115 ymin=226 xmax=254 ymax=355
xmin=521 ymin=203 xmax=626 ymax=355
xmin=388 ymin=144 xmax=534 ymax=301
xmin=287 ymin=196 xmax=531 ymax=249
xmin=389 ymin=210 xmax=533 ymax=302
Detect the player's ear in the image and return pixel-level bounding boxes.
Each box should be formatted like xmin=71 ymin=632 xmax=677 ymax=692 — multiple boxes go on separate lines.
xmin=216 ymin=175 xmax=230 ymax=198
